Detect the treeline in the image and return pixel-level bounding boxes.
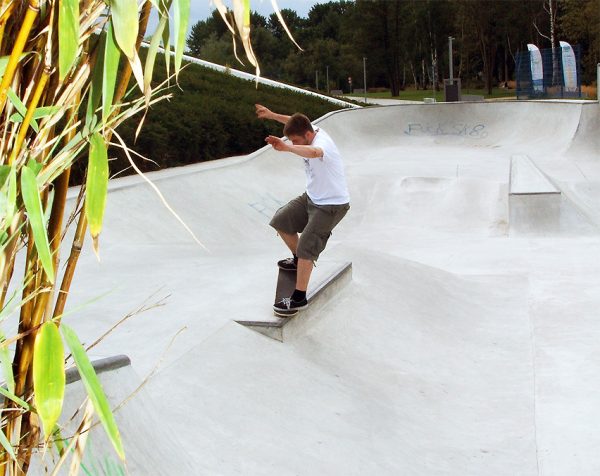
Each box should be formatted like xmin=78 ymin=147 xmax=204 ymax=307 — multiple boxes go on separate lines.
xmin=187 ymin=0 xmax=599 ymax=95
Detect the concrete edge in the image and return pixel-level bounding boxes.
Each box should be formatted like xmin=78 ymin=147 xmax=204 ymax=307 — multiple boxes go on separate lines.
xmin=65 ymin=354 xmax=131 ymax=385
xmin=236 ymin=262 xmax=353 ymax=341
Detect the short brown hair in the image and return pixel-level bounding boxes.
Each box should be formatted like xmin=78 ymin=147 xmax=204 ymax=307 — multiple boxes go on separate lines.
xmin=283 ymin=113 xmax=314 ymax=137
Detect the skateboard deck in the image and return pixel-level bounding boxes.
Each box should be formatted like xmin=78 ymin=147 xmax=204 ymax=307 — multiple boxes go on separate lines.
xmin=274 ymin=268 xmax=298 ymax=317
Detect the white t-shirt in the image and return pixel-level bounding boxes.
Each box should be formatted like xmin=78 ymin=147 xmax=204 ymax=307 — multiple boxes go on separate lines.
xmin=304 ymin=128 xmax=350 ymax=205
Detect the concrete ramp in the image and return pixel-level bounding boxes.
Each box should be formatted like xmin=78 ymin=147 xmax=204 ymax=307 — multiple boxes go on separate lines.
xmin=237 ymin=261 xmax=352 ymax=341
xmin=509 ymin=155 xmax=597 ymax=235
xmin=51 ymin=100 xmax=600 ymax=475
xmin=30 ymin=357 xmax=195 ymax=475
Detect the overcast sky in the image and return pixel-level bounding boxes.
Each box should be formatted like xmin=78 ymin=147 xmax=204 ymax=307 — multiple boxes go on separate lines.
xmin=190 ymin=1 xmax=326 ymax=23
xmin=147 ymin=1 xmax=327 ymax=44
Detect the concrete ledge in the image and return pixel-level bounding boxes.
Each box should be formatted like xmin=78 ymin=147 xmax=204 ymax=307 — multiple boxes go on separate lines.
xmin=65 ymin=354 xmax=131 ymax=384
xmin=236 ymin=262 xmax=352 ymax=342
xmin=509 ymin=155 xmax=559 ymax=195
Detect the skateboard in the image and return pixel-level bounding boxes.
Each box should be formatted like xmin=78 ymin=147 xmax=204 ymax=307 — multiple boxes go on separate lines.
xmin=274 ymin=267 xmax=298 ymax=317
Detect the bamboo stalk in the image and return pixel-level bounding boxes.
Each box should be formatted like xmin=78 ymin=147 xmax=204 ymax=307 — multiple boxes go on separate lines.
xmin=52 ymin=2 xmax=152 ymax=322
xmin=0 ymin=1 xmax=17 ymax=56
xmin=8 ymin=67 xmax=50 ymax=165
xmin=112 ymin=1 xmax=152 ymax=113
xmin=0 ymin=0 xmax=39 ymax=116
xmin=52 ymin=211 xmax=87 ymax=321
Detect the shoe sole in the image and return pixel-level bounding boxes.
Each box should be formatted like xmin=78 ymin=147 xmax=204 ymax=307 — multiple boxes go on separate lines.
xmin=273 ymin=303 xmax=308 ymax=317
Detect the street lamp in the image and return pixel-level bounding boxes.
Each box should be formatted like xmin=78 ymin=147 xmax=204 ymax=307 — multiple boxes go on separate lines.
xmin=363 ymin=57 xmax=367 ymax=104
xmin=449 ymin=36 xmax=455 ymax=81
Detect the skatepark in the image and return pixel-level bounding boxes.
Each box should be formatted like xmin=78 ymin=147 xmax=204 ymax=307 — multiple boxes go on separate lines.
xmin=51 ymin=98 xmax=600 ymax=475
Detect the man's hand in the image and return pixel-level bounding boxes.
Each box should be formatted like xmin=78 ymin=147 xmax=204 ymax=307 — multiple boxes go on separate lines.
xmin=255 ymin=104 xmax=291 ymax=125
xmin=266 ymin=135 xmax=289 ymax=152
xmin=255 ymin=104 xmax=272 ymax=120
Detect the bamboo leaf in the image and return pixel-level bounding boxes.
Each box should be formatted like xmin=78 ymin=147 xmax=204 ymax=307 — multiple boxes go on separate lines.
xmin=0 ymin=328 xmax=14 ymax=394
xmin=58 ymin=0 xmax=80 ymax=80
xmin=161 ymin=12 xmax=171 ymax=79
xmin=173 ymin=0 xmax=190 ymax=77
xmin=85 ymin=132 xmax=108 ymax=258
xmin=0 ymin=165 xmax=9 ymax=188
xmin=143 ymin=12 xmax=168 ymax=103
xmin=26 ymin=157 xmax=43 ymax=176
xmin=0 ymin=425 xmax=16 ymax=462
xmin=21 ymin=166 xmax=55 ymax=283
xmin=33 ymin=321 xmax=65 ymax=439
xmin=232 ymin=0 xmax=260 ymax=78
xmin=269 ymin=0 xmax=303 ymax=51
xmin=103 ymin=20 xmax=121 ymax=122
xmin=7 ymin=88 xmax=39 ymax=132
xmin=0 ymin=165 xmax=17 ymax=234
xmin=86 ymin=33 xmax=105 ymax=126
xmin=0 ymin=386 xmax=29 ymax=410
xmin=0 ymin=53 xmax=30 ymax=80
xmin=61 ymin=324 xmax=125 ymax=460
xmin=107 ymin=0 xmax=139 ymax=60
xmin=10 ymin=105 xmax=62 ymax=124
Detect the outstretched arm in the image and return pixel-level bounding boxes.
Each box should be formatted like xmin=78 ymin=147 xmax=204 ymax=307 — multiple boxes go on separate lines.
xmin=255 ymin=104 xmax=291 ymax=125
xmin=266 ymin=136 xmax=323 ymax=159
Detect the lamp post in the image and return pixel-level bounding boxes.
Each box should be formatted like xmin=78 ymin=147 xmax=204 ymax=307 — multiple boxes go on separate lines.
xmin=326 ymin=65 xmax=330 ymax=94
xmin=449 ymin=36 xmax=455 ymax=81
xmin=363 ymin=57 xmax=367 ymax=104
xmin=315 ymin=70 xmax=319 ymax=91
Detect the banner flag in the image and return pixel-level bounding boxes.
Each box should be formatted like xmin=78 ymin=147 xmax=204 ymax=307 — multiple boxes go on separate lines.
xmin=527 ymin=44 xmax=544 ymax=93
xmin=559 ymin=41 xmax=577 ymax=92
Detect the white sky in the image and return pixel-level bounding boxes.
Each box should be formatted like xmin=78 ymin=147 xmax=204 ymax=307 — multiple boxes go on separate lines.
xmin=192 ymin=1 xmax=327 ymax=23
xmin=147 ymin=1 xmax=329 ymax=43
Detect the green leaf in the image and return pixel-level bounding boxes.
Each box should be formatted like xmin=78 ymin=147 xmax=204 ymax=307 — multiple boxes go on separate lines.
xmin=58 ymin=0 xmax=80 ymax=80
xmin=0 ymin=386 xmax=29 ymax=410
xmin=10 ymin=105 xmax=62 ymax=125
xmin=86 ymin=33 xmax=105 ymax=126
xmin=0 ymin=53 xmax=30 ymax=81
xmin=173 ymin=0 xmax=190 ymax=77
xmin=0 ymin=425 xmax=16 ymax=462
xmin=107 ymin=0 xmax=139 ymax=60
xmin=143 ymin=12 xmax=168 ymax=100
xmin=61 ymin=324 xmax=125 ymax=460
xmin=21 ymin=166 xmax=55 ymax=283
xmin=33 ymin=321 xmax=65 ymax=439
xmin=103 ymin=20 xmax=121 ymax=122
xmin=0 ymin=165 xmax=9 ymax=188
xmin=85 ymin=132 xmax=108 ymax=256
xmin=7 ymin=88 xmax=39 ymax=133
xmin=0 ymin=328 xmax=15 ymax=394
xmin=26 ymin=157 xmax=43 ymax=176
xmin=161 ymin=11 xmax=171 ymax=79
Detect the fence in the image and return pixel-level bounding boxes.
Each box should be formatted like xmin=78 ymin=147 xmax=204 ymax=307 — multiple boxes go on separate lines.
xmin=515 ymin=44 xmax=582 ymax=99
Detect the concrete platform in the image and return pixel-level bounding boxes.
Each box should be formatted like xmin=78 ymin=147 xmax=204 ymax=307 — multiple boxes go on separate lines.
xmin=22 ymin=100 xmax=600 ymax=475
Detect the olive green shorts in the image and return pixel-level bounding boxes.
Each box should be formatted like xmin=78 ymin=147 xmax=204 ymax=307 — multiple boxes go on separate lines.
xmin=270 ymin=192 xmax=350 ymax=261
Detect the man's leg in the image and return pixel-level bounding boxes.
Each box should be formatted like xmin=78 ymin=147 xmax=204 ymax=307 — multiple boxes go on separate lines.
xmin=296 ymin=258 xmax=313 ymax=292
xmin=278 ymin=230 xmax=299 ymax=256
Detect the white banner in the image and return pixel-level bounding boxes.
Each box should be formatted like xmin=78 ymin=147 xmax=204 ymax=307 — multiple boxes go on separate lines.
xmin=559 ymin=41 xmax=577 ymax=92
xmin=527 ymin=44 xmax=544 ymax=93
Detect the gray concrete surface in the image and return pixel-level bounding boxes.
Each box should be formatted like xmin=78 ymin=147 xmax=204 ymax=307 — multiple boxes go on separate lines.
xmin=38 ymin=100 xmax=600 ymax=474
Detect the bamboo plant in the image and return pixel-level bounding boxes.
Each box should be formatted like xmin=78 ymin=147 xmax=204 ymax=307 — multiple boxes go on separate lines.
xmin=0 ymin=0 xmax=295 ymax=473
xmin=0 ymin=0 xmax=192 ymax=473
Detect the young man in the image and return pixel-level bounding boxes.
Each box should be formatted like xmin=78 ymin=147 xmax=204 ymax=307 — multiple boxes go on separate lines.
xmin=255 ymin=104 xmax=350 ymax=314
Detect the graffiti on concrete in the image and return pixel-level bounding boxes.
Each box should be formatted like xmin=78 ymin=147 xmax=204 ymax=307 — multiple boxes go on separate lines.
xmin=248 ymin=193 xmax=284 ymax=219
xmin=404 ymin=123 xmax=488 ymax=138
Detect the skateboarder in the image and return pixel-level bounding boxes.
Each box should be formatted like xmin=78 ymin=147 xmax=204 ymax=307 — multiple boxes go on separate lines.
xmin=255 ymin=104 xmax=350 ymax=314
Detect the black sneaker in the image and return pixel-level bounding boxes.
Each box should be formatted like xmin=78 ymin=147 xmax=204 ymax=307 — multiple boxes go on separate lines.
xmin=273 ymin=296 xmax=308 ymax=316
xmin=277 ymin=257 xmax=297 ymax=271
